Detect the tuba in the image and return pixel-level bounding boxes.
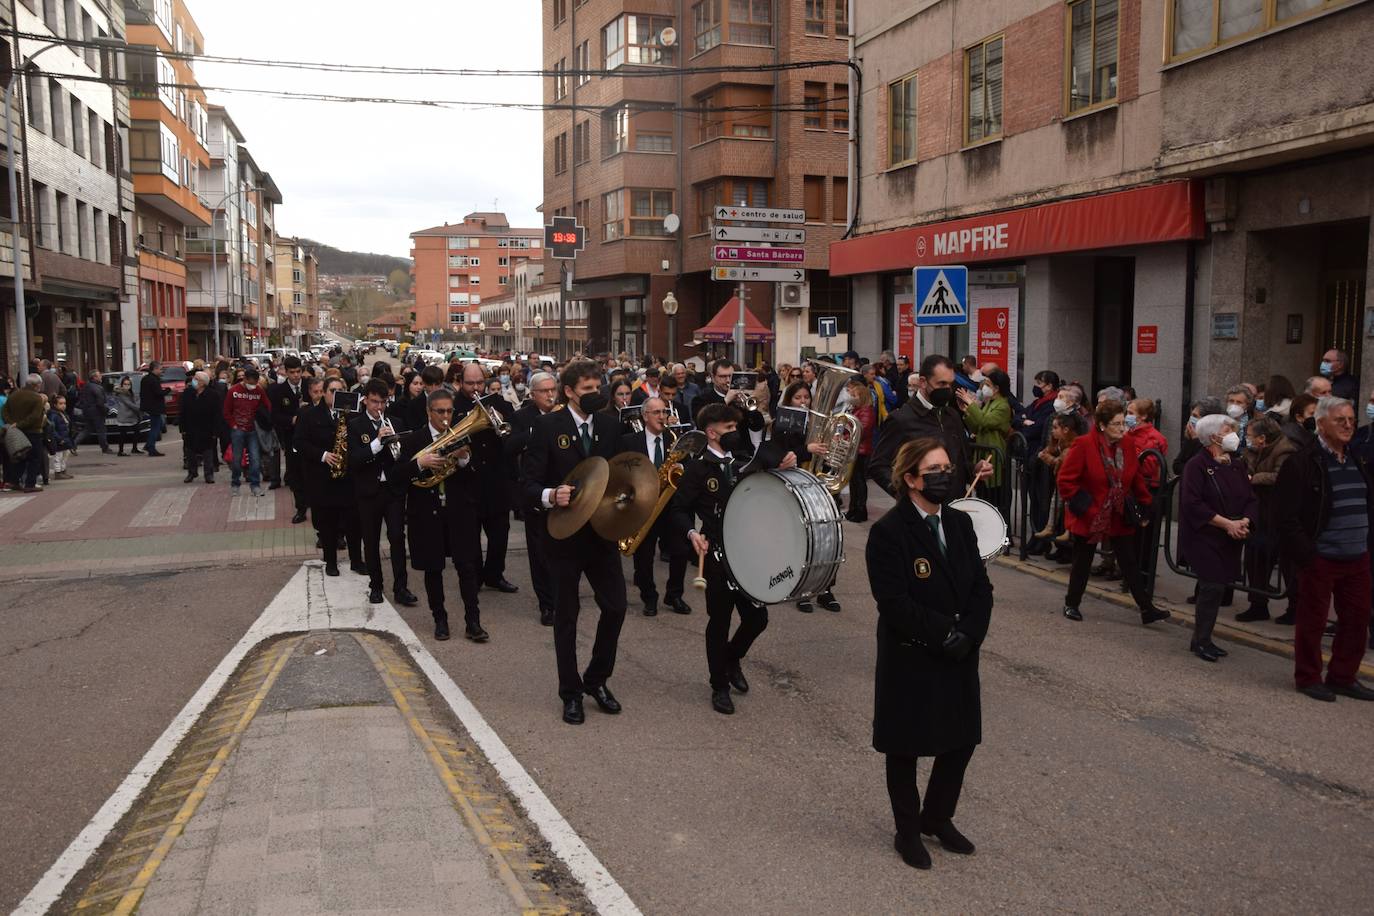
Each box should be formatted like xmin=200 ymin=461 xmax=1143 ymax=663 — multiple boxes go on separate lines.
xmin=804 ymin=360 xmax=862 ymax=495
xmin=411 ymin=395 xmax=511 ymax=489
xmin=618 ymin=431 xmax=706 ymax=555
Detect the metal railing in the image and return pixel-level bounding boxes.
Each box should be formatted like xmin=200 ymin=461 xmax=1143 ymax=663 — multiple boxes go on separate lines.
xmin=1157 ymin=474 xmax=1287 ymax=600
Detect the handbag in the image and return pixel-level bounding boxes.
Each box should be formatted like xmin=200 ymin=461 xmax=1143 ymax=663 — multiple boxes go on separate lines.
xmin=5 ymin=422 xmax=32 ymax=459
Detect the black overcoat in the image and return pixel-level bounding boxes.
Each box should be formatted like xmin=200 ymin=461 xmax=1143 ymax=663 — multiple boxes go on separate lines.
xmin=866 ymin=497 xmax=993 ymax=757
xmin=294 ymin=403 xmax=354 ymax=508
xmin=392 ymin=425 xmax=480 ymax=572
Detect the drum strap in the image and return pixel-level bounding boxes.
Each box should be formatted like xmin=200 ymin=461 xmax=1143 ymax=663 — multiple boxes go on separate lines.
xmin=926 ymin=515 xmax=946 ymax=556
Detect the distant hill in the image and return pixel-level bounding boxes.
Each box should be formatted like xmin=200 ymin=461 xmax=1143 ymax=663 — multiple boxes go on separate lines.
xmin=300 ymin=240 xmax=411 ymax=277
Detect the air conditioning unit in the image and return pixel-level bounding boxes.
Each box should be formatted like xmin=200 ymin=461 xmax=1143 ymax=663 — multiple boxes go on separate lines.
xmin=778 ymin=281 xmax=809 ymax=309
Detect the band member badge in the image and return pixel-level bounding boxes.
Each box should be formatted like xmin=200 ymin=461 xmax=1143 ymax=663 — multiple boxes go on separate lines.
xmin=282 ymin=398 xmax=291 ymax=406
xmin=557 ymin=434 xmax=572 ymax=450
xmin=706 ymin=477 xmax=719 ymax=492
xmin=914 ymin=558 xmax=932 ymax=579
xmin=360 ymin=433 xmax=371 ymax=444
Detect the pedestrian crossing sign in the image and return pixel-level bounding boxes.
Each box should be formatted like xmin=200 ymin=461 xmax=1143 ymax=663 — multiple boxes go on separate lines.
xmin=913 ymin=266 xmax=969 ymax=326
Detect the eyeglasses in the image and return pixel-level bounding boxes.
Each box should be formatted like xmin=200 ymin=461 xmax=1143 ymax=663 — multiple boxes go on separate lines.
xmin=1328 ymin=416 xmax=1356 ymax=426
xmin=921 ymin=464 xmax=954 ymax=476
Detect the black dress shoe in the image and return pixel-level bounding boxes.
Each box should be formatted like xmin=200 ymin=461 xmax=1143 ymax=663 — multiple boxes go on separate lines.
xmin=893 ymin=833 xmax=931 ymax=870
xmin=1273 ymin=611 xmax=1296 ymax=625
xmin=667 ymin=597 xmax=691 ymax=615
xmin=368 ymin=587 xmax=383 ymax=605
xmin=797 ymin=599 xmax=814 ymax=613
xmin=585 ymin=684 xmax=621 ymax=714
xmin=291 ymin=510 xmax=308 ymax=524
xmin=562 ymin=697 xmax=585 ymax=724
xmin=1140 ymin=606 xmax=1171 ymax=625
xmin=268 ymin=482 xmax=282 ymax=490
xmin=643 ymin=601 xmax=658 ymax=617
xmin=1298 ymin=683 xmax=1336 ymax=702
xmin=817 ymin=590 xmax=842 ymax=612
xmin=183 ymin=473 xmax=196 ymax=483
xmin=394 ymin=588 xmax=419 ymax=607
xmin=324 ymin=564 xmax=340 ymax=577
xmin=1331 ymin=680 xmax=1374 ymax=701
xmin=1063 ymin=605 xmax=1083 ymax=621
xmin=727 ymin=662 xmax=749 ymax=694
xmin=711 ymin=688 xmax=735 ymax=715
xmin=1190 ymin=643 xmax=1219 ymax=662
xmin=484 ymin=577 xmax=519 ymax=593
xmin=1235 ymin=607 xmax=1269 ymax=623
xmin=350 ymin=562 xmax=368 ymax=575
xmin=1324 ymin=622 xmax=1338 ymax=637
xmin=465 ymin=624 xmax=490 ymax=643
xmin=1204 ymin=641 xmax=1228 ymax=658
xmin=539 ymin=607 xmax=555 ymax=627
xmin=921 ymin=819 xmax=975 ymax=855
xmin=434 ymin=619 xmax=451 ymax=641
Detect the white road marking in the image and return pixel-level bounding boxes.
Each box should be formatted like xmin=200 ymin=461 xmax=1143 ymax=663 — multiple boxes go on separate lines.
xmin=18 ymin=561 xmax=640 ymax=916
xmin=227 ymin=490 xmax=276 ymax=522
xmin=0 ymin=494 xmax=37 ymax=517
xmin=27 ymin=491 xmax=114 ymax=534
xmin=129 ymin=488 xmax=195 ymax=528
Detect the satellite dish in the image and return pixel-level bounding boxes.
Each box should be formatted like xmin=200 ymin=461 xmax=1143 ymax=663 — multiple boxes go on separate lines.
xmin=663 ymin=213 xmax=681 ymax=235
xmin=659 ymin=26 xmax=677 ymax=47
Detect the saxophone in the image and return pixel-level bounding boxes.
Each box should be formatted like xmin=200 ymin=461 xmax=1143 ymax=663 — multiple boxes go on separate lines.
xmin=328 ymin=411 xmax=349 ymax=479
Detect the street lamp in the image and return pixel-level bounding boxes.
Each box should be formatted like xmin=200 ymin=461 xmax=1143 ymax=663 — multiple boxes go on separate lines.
xmin=661 ymin=290 xmax=679 ymax=363
xmin=208 ymin=185 xmax=263 ymax=359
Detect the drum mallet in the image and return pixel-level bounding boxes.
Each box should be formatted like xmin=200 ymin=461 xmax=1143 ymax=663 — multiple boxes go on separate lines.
xmin=693 ymin=549 xmax=707 ymax=590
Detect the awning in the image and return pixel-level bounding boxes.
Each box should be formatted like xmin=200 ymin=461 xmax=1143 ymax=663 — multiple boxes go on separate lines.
xmin=694 ymin=297 xmax=775 ymax=342
xmin=828 ymin=180 xmax=1206 ymax=277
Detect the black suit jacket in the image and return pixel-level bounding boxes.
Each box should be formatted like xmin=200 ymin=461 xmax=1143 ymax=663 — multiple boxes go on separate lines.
xmin=521 ymin=407 xmax=621 ymax=513
xmin=347 ymin=412 xmax=403 ymax=500
xmin=456 ymin=392 xmax=516 ymax=500
xmin=294 ymin=404 xmax=353 ymax=507
xmin=390 ymin=425 xmax=476 ymax=571
xmin=267 ymin=380 xmax=305 ymax=440
xmin=689 ymin=386 xmax=764 ymax=453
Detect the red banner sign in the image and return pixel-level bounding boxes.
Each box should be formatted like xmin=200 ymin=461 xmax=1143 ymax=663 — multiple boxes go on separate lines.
xmin=1137 ymin=325 xmax=1158 ymax=354
xmin=895 ymin=297 xmax=915 ymax=363
xmin=829 ymin=181 xmax=1204 ymax=277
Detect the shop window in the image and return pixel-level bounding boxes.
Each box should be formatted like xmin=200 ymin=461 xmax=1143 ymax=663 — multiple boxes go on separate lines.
xmin=805 ymin=0 xmax=826 ymax=34
xmin=603 ymin=14 xmax=677 ymax=69
xmin=803 ymin=176 xmax=824 ymax=222
xmin=1067 ymin=0 xmax=1118 ymax=113
xmin=888 ymin=73 xmax=917 ymax=166
xmin=831 ymin=177 xmax=848 ymax=224
xmin=965 ymin=35 xmax=1003 ymax=144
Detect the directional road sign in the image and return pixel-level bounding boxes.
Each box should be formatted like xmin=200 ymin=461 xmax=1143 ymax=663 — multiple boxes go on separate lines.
xmin=544 ymin=215 xmax=586 ymax=260
xmin=913 ymin=265 xmax=969 ymax=326
xmin=713 ymin=205 xmax=805 ymax=224
xmin=712 ymin=245 xmax=805 ymax=264
xmin=817 ymin=316 xmax=837 ymax=338
xmin=713 ymin=225 xmax=807 ymax=244
xmin=712 ymin=266 xmax=807 ymax=283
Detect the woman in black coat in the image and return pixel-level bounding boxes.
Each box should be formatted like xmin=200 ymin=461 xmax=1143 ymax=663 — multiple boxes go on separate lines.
xmin=865 ymin=437 xmax=993 ymax=871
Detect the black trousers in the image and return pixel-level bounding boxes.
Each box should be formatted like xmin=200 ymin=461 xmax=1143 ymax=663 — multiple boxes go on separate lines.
xmin=524 ymin=513 xmax=555 ymax=614
xmin=550 ymin=533 xmax=627 ymax=701
xmin=359 ymin=490 xmax=407 ymax=593
xmin=848 ymin=454 xmax=869 ymax=516
xmin=419 ymin=517 xmax=482 ymax=627
xmin=632 ymin=519 xmax=686 ymax=605
xmin=1065 ymin=533 xmax=1152 ymax=611
xmin=315 ymin=504 xmax=361 ymax=569
xmin=704 ymin=556 xmax=768 ymax=690
xmin=1193 ymin=580 xmax=1225 ymax=648
xmin=476 ymin=500 xmax=510 ymax=583
xmin=283 ymin=446 xmax=305 ymax=512
xmin=885 ymin=745 xmax=976 ymax=839
xmin=185 ymin=446 xmax=216 ymax=481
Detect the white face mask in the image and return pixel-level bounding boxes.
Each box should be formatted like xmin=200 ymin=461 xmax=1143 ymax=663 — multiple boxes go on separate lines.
xmin=1053 ymin=397 xmax=1069 ymax=414
xmin=1220 ymin=432 xmax=1241 ymax=453
xmin=979 ymin=385 xmax=993 ymax=401
xmin=969 ymin=370 xmax=985 ymax=383
xmin=1226 ymin=403 xmax=1245 ymax=419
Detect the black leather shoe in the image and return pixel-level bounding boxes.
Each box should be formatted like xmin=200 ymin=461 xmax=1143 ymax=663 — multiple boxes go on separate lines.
xmin=1190 ymin=643 xmax=1219 ymax=662
xmin=818 ymin=590 xmax=842 ymax=612
xmin=394 ymin=588 xmax=419 ymax=607
xmin=1273 ymin=611 xmax=1296 ymax=625
xmin=921 ymin=819 xmax=975 ymax=855
xmin=711 ymin=688 xmax=735 ymax=715
xmin=562 ymin=697 xmax=585 ymax=724
xmin=797 ymin=600 xmax=814 ymax=613
xmin=643 ymin=601 xmax=658 ymax=617
xmin=350 ymin=562 xmax=367 ymax=575
xmin=585 ymin=684 xmax=621 ymax=714
xmin=268 ymin=482 xmax=282 ymax=490
xmin=539 ymin=607 xmax=555 ymax=627
xmin=1298 ymin=683 xmax=1335 ymax=702
xmin=893 ymin=833 xmax=931 ymax=870
xmin=1204 ymin=641 xmax=1229 ymax=658
xmin=1140 ymin=606 xmax=1171 ymax=625
xmin=315 ymin=537 xmax=324 ymax=549
xmin=183 ymin=473 xmax=196 ymax=483
xmin=1331 ymin=680 xmax=1374 ymax=701
xmin=1063 ymin=605 xmax=1083 ymax=621
xmin=484 ymin=578 xmax=519 ymax=593
xmin=667 ymin=597 xmax=691 ymax=615
xmin=291 ymin=510 xmax=308 ymax=524
xmin=324 ymin=564 xmax=340 ymax=577
xmin=1235 ymin=607 xmax=1269 ymax=623
xmin=368 ymin=587 xmax=383 ymax=605
xmin=728 ymin=662 xmax=749 ymax=694
xmin=434 ymin=619 xmax=451 ymax=641
xmin=465 ymin=624 xmax=490 ymax=643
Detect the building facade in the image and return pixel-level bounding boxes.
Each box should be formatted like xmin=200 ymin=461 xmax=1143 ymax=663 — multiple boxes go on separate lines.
xmin=273 ymin=237 xmax=320 ymax=346
xmin=409 ymin=211 xmax=543 ymax=337
xmin=831 ymin=0 xmax=1374 ymax=453
xmin=184 ymin=104 xmax=245 ymax=357
xmin=542 ymin=0 xmax=850 ymax=363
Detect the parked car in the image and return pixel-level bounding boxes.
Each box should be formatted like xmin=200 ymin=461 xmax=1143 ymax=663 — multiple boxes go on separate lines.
xmin=70 ymin=373 xmax=153 ymax=445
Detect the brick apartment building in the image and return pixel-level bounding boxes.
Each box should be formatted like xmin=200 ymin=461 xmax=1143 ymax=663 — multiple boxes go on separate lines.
xmin=542 ymin=0 xmax=850 ymax=363
xmin=832 ymin=0 xmax=1374 ymax=455
xmin=408 ymin=212 xmax=543 ymax=338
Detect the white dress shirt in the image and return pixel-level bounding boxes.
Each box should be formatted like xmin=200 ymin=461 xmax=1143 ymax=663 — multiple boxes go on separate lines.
xmin=540 ymin=404 xmax=591 ymax=509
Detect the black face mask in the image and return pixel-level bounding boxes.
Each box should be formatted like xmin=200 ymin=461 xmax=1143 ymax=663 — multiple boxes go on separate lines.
xmin=1031 ymin=385 xmax=1044 ymax=399
xmin=719 ymin=430 xmax=746 ymax=453
xmin=928 ymin=387 xmax=955 ymax=410
xmin=1302 ymin=416 xmax=1317 ymax=433
xmin=919 ymin=471 xmax=954 ymax=504
xmin=577 ymin=391 xmax=607 ymax=415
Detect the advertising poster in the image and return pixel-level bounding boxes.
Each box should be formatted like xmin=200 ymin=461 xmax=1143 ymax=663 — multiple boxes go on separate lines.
xmin=968 ymin=287 xmax=1019 ymax=393
xmin=895 ymin=297 xmax=915 ymax=363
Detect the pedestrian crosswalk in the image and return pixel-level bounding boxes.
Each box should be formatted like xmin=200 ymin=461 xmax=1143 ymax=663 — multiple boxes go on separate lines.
xmin=28 ymin=491 xmax=114 ymax=533
xmin=0 ymin=494 xmax=37 ymax=518
xmin=228 ymin=491 xmax=276 ymax=523
xmin=130 ymin=488 xmax=196 ymax=528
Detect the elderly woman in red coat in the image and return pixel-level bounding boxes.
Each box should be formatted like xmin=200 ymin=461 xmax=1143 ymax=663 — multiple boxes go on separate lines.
xmin=1056 ymin=399 xmax=1172 ymax=624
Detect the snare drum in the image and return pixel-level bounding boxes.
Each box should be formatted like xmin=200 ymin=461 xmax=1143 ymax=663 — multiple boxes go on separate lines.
xmin=949 ymin=497 xmax=1008 ymax=564
xmin=721 ymin=468 xmax=844 ymax=604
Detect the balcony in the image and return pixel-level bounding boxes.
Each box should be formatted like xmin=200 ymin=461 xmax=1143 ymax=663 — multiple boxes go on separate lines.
xmin=132 ymin=171 xmax=212 ymax=228
xmin=185 ymin=237 xmax=229 ymax=257
xmin=186 ymin=289 xmax=244 ymax=314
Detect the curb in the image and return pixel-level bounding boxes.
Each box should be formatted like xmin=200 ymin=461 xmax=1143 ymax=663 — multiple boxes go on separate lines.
xmin=992 ymin=555 xmax=1374 ymax=680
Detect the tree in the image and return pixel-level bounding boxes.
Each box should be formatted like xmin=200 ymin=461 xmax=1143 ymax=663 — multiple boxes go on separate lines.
xmin=388 ymin=268 xmax=411 ymax=299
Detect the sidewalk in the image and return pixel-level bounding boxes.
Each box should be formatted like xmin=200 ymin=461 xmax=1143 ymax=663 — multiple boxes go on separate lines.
xmin=63 ymin=629 xmax=586 ymax=915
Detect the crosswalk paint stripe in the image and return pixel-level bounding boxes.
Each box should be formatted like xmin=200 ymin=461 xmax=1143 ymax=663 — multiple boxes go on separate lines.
xmin=130 ymin=488 xmax=195 ymax=528
xmin=227 ymin=492 xmax=276 ymax=523
xmin=0 ymin=494 xmax=37 ymax=517
xmin=27 ymin=491 xmax=115 ymax=533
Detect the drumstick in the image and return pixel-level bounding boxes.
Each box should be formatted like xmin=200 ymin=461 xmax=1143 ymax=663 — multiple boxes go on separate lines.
xmin=963 ymin=480 xmax=977 ymax=500
xmin=693 ymin=549 xmax=707 ymax=590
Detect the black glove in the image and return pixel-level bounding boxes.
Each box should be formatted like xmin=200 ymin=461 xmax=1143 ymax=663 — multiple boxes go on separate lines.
xmin=941 ymin=629 xmax=973 ymax=662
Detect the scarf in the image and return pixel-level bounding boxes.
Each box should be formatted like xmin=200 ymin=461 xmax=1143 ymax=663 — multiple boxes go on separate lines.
xmin=1089 ymin=434 xmax=1125 ymax=544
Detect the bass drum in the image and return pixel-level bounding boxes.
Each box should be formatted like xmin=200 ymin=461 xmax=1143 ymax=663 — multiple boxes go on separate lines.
xmin=721 ymin=468 xmax=844 ymax=604
xmin=948 ymin=497 xmax=1008 ymax=563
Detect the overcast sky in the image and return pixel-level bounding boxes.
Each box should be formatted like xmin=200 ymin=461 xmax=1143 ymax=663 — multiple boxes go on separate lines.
xmin=189 ymin=0 xmax=543 ymax=259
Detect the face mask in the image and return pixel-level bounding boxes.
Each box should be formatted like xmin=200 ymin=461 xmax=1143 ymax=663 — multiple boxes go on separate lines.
xmin=1255 ymin=399 xmax=1265 ymax=413
xmin=190 ymin=379 xmax=199 ymax=389
xmin=1220 ymin=432 xmax=1241 ymax=453
xmin=1032 ymin=385 xmax=1044 ymax=399
xmin=719 ymin=430 xmax=746 ymax=453
xmin=969 ymin=370 xmax=984 ymax=383
xmin=1053 ymin=397 xmax=1069 ymax=414
xmin=907 ymin=387 xmax=918 ymax=400
xmin=576 ymin=391 xmax=607 ymax=415
xmin=928 ymin=387 xmax=954 ymax=410
xmin=1302 ymin=416 xmax=1317 ymax=432
xmin=1319 ymin=361 xmax=1334 ymax=376
xmin=979 ymin=385 xmax=993 ymax=401
xmin=1188 ymin=416 xmax=1200 ymax=429
xmin=1367 ymin=404 xmax=1374 ymax=422
xmin=1124 ymin=414 xmax=1138 ymax=429
xmin=918 ymin=471 xmax=954 ymax=504
xmin=1226 ymin=403 xmax=1245 ymax=419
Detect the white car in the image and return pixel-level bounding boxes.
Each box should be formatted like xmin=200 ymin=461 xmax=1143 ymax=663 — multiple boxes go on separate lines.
xmin=409 ymin=349 xmax=446 ymax=365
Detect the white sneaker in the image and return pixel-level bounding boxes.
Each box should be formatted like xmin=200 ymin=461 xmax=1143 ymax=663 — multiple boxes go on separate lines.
xmin=251 ymin=486 xmax=263 ymax=497
xmin=231 ymin=485 xmax=242 ymax=496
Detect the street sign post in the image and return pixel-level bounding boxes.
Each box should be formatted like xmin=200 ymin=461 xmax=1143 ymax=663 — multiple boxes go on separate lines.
xmin=712 ymin=245 xmax=805 ymax=264
xmin=913 ymin=265 xmax=969 ymax=326
xmin=713 ymin=225 xmax=807 ymax=244
xmin=712 ymin=205 xmax=805 ymax=224
xmin=711 ymin=266 xmax=807 ymax=283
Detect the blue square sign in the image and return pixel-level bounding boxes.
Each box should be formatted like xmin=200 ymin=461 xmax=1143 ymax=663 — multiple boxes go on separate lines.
xmin=913 ymin=265 xmax=969 ymax=326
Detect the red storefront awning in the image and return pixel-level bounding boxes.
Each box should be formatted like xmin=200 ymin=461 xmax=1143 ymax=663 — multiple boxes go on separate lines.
xmin=828 ymin=180 xmax=1206 ymax=277
xmin=694 ymin=297 xmax=776 ymax=342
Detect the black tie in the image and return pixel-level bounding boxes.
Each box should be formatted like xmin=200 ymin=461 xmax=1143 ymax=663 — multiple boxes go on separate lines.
xmin=652 ymin=436 xmax=663 ymax=468
xmin=580 ymin=421 xmax=592 ymax=455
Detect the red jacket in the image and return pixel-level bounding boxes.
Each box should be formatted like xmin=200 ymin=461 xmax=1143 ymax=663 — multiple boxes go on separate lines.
xmin=1124 ymin=423 xmax=1168 ymax=489
xmin=1058 ymin=427 xmax=1153 ymax=539
xmin=223 ymin=382 xmax=266 ymax=432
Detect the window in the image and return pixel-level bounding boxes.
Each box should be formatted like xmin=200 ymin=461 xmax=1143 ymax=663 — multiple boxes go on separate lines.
xmin=55 ymin=191 xmax=69 ymax=254
xmin=603 ymin=15 xmax=677 ymax=69
xmin=602 ymin=106 xmax=629 ymax=155
xmin=888 ymin=73 xmax=917 ymax=165
xmin=552 ymin=0 xmax=567 ymax=25
xmin=728 ymin=0 xmax=773 ymax=45
xmin=603 ymin=190 xmax=623 ymax=241
xmin=553 ymin=59 xmax=567 ymax=101
xmin=575 ymin=41 xmax=591 ymax=86
xmin=554 ymin=132 xmax=568 ymax=174
xmin=693 ymin=0 xmax=721 ymax=53
xmin=835 ymin=0 xmax=848 ymax=33
xmin=70 ymin=97 xmax=84 ymax=156
xmin=803 ymin=82 xmax=824 ymax=129
xmin=832 ymin=83 xmax=849 ymax=131
xmin=498 ymin=276 xmax=509 ymax=285
xmin=832 ymin=177 xmax=848 ymax=224
xmin=803 ymin=176 xmax=825 ymax=221
xmin=1068 ymin=0 xmax=1118 ymax=112
xmin=159 ymin=124 xmax=180 ymax=183
xmin=637 ymin=131 xmax=672 ymax=151
xmin=965 ymin=36 xmax=1003 ymax=144
xmin=697 ymin=86 xmax=772 ymax=141
xmin=629 ymin=189 xmax=673 ymax=236
xmin=1167 ymin=0 xmax=1345 ymax=60
xmin=603 ymin=104 xmax=675 ymax=155
xmin=574 ymin=120 xmax=591 ymax=164
xmin=499 ymin=256 xmax=509 ymax=266
xmin=88 ymin=112 xmax=102 ymax=167
xmin=156 ymin=53 xmax=177 ymax=113
xmin=805 ymin=0 xmax=826 ymax=34
xmin=80 ymin=11 xmax=94 ymax=67
xmin=33 ymin=182 xmax=49 ymax=248
xmin=447 ymin=236 xmax=469 ymax=249
xmin=450 ymin=292 xmax=469 ymax=305
xmin=48 ymin=81 xmax=64 ymax=144
xmin=25 ymin=71 xmax=44 ymax=132
xmin=63 ymin=0 xmax=77 ymax=40
xmin=470 ymin=275 xmax=481 ymax=286
xmin=76 ymin=201 xmax=89 ymax=259
xmin=575 ymin=198 xmax=590 ymax=231
xmin=450 ymin=312 xmax=468 ymax=325
xmin=695 ymin=178 xmax=769 ymax=231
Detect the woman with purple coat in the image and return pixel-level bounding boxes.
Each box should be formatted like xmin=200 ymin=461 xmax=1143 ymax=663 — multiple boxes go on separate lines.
xmin=1179 ymin=414 xmax=1259 ymax=662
